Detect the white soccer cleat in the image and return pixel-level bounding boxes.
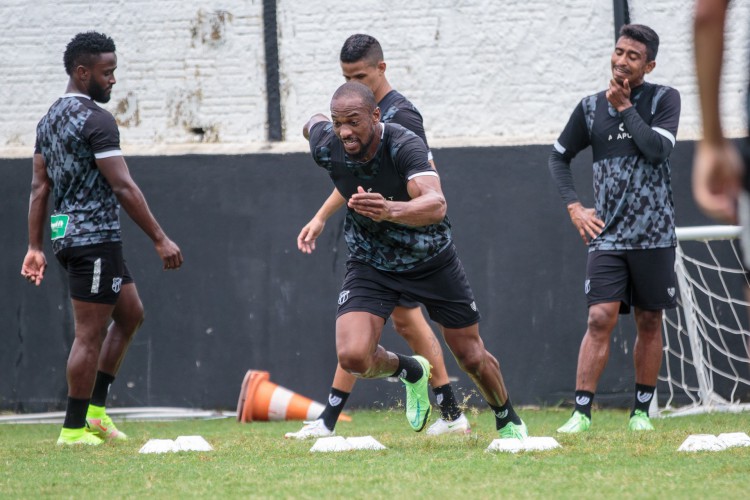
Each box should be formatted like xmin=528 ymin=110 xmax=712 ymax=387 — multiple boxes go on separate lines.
xmin=426 ymin=413 xmax=471 ymax=436
xmin=284 ymin=419 xmax=334 ymax=440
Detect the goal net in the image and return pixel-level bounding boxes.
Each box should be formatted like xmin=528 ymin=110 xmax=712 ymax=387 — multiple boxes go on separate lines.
xmin=658 ymin=225 xmax=750 ymax=416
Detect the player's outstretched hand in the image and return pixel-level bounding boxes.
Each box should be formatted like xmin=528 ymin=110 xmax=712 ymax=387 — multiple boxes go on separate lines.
xmin=21 ymin=249 xmax=47 ymax=286
xmin=297 ymin=218 xmax=325 ymax=254
xmin=693 ymin=140 xmax=743 ymax=224
xmin=155 ymin=237 xmax=183 ymax=270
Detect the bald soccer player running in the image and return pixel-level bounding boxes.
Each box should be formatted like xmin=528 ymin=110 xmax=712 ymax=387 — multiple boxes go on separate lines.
xmin=287 ymin=34 xmax=468 ymax=439
xmin=299 ymin=81 xmax=527 ymax=439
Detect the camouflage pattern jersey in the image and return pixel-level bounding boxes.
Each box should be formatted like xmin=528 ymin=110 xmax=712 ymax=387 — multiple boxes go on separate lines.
xmin=35 ymin=94 xmax=123 ymax=253
xmin=308 ymin=121 xmax=452 ymax=272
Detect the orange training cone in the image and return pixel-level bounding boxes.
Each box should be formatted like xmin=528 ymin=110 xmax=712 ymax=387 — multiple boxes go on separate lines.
xmin=236 ymin=370 xmax=351 ymax=423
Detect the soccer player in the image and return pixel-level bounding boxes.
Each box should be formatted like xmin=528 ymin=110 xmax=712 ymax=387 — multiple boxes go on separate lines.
xmin=548 ymin=24 xmax=681 ymax=432
xmin=692 ymin=0 xmax=746 ymax=225
xmin=287 ymin=34 xmax=468 ymax=439
xmin=21 ymin=32 xmax=183 ymax=445
xmin=299 ymin=81 xmax=527 ymax=440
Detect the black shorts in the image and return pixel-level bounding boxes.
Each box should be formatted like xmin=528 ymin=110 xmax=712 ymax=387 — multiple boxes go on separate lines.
xmin=337 ymin=244 xmax=481 ymax=329
xmin=585 ymin=247 xmax=677 ymax=314
xmin=55 ymin=241 xmax=134 ymax=305
xmin=396 ymin=294 xmax=420 ymax=309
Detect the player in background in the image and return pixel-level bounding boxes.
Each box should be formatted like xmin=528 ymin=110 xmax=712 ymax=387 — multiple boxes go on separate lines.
xmin=302 ymin=81 xmax=527 ymax=439
xmin=22 ymin=32 xmax=183 ymax=445
xmin=287 ymin=34 xmax=468 ymax=439
xmin=548 ymin=24 xmax=681 ymax=433
xmin=693 ymin=0 xmax=750 ymax=367
xmin=692 ymin=0 xmax=746 ymax=226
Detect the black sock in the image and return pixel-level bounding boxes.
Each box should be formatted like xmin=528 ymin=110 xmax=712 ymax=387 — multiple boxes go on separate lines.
xmin=574 ymin=390 xmax=595 ymax=419
xmin=489 ymin=399 xmax=521 ymax=430
xmin=392 ymin=354 xmax=423 ymax=383
xmin=63 ymin=397 xmax=90 ymax=429
xmin=631 ymin=383 xmax=656 ymax=417
xmin=90 ymin=371 xmax=115 ymax=407
xmin=433 ymin=384 xmax=462 ymax=421
xmin=318 ymin=388 xmax=350 ymax=431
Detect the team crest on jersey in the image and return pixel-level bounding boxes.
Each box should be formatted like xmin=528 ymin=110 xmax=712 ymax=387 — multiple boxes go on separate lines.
xmin=112 ymin=277 xmax=122 ymax=293
xmin=338 ymin=290 xmax=350 ymax=305
xmin=667 ymin=287 xmax=675 ymax=298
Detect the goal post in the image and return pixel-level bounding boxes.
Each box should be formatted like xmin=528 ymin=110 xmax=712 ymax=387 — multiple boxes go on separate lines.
xmin=658 ymin=225 xmax=750 ymax=416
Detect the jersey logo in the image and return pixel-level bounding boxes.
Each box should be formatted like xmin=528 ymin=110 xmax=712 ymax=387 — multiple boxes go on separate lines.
xmin=608 ymin=122 xmax=633 ymax=141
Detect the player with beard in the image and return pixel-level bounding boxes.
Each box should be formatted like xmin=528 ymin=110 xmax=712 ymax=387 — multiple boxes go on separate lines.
xmin=22 ymin=32 xmax=183 ymax=445
xmin=300 ymin=81 xmax=527 ymax=439
xmin=287 ymin=34 xmax=468 ymax=439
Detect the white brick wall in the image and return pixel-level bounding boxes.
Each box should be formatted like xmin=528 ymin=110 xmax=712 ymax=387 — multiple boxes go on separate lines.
xmin=1 ymin=0 xmax=748 ymax=157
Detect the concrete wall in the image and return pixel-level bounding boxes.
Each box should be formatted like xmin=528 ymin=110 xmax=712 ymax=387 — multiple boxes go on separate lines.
xmin=1 ymin=0 xmax=748 ymax=157
xmin=1 ymin=1 xmax=749 ymax=412
xmin=1 ymin=141 xmax=725 ymax=412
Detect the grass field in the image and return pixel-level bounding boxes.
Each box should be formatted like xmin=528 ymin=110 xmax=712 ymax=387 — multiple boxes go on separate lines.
xmin=2 ymin=407 xmax=750 ymax=499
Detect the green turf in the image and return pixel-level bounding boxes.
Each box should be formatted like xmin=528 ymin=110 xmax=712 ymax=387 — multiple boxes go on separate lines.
xmin=1 ymin=408 xmax=749 ymax=498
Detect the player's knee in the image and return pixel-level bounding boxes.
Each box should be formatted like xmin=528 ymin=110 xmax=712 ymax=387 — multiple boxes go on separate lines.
xmin=128 ymin=303 xmax=145 ymax=332
xmin=117 ymin=302 xmax=145 ymax=338
xmin=587 ymin=307 xmax=617 ymax=335
xmin=337 ymin=349 xmax=370 ymax=377
xmin=636 ymin=310 xmax=663 ymax=333
xmin=391 ymin=319 xmax=410 ymax=338
xmin=452 ymin=345 xmax=485 ymax=374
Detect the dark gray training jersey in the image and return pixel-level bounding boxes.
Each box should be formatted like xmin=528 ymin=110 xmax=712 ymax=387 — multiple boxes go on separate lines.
xmin=35 ymin=94 xmax=123 ymax=253
xmin=549 ymin=82 xmax=681 ymax=251
xmin=309 ymin=121 xmax=451 ymax=272
xmin=378 ymin=89 xmax=433 ymax=161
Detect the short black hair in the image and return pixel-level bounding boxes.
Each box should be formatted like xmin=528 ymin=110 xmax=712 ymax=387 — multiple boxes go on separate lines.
xmin=339 ymin=34 xmax=383 ymax=66
xmin=63 ymin=31 xmax=116 ymax=75
xmin=331 ymin=81 xmax=377 ymax=113
xmin=619 ymin=24 xmax=659 ymax=61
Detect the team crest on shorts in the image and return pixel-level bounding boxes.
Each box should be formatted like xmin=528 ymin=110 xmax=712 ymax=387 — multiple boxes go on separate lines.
xmin=584 ymin=279 xmax=591 ymax=294
xmin=338 ymin=290 xmax=350 ymax=305
xmin=667 ymin=287 xmax=676 ymax=298
xmin=112 ymin=277 xmax=122 ymax=293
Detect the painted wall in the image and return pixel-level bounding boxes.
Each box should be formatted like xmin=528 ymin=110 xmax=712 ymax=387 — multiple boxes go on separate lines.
xmin=1 ymin=140 xmax=725 ymax=412
xmin=0 ymin=0 xmax=748 ymax=158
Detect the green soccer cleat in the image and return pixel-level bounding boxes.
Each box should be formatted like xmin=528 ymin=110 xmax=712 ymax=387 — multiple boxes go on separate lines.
xmin=498 ymin=420 xmax=528 ymax=439
xmin=86 ymin=405 xmax=128 ymax=441
xmin=628 ymin=409 xmax=655 ymax=431
xmin=557 ymin=411 xmax=591 ymax=433
xmin=401 ymin=355 xmax=432 ymax=432
xmin=57 ymin=427 xmax=104 ymax=446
